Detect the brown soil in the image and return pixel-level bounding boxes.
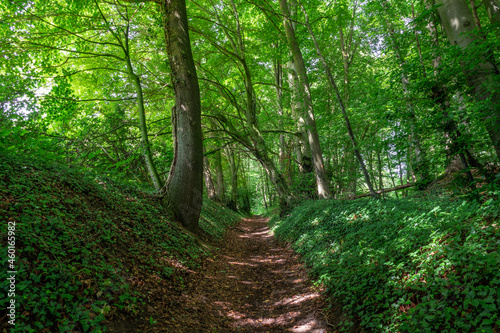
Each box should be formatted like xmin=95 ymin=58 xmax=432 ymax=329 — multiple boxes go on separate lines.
xmin=117 ymin=216 xmax=329 ymax=332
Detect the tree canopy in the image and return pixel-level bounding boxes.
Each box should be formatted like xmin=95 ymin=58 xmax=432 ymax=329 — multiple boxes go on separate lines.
xmin=1 ymin=0 xmax=499 ymax=217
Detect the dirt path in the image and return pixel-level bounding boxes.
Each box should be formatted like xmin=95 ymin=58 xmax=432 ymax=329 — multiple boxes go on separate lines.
xmin=140 ymin=216 xmax=329 ymax=332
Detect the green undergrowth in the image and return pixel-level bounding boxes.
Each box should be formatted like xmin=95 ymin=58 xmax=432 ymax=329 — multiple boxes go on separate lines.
xmin=270 ymin=195 xmax=500 ymax=332
xmin=0 ymin=152 xmax=240 ymax=332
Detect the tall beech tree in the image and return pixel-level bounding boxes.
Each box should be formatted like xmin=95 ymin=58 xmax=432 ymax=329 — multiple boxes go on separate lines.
xmin=298 ymin=1 xmax=377 ymax=198
xmin=160 ymin=0 xmax=204 ymax=231
xmin=279 ymin=0 xmax=332 ymax=199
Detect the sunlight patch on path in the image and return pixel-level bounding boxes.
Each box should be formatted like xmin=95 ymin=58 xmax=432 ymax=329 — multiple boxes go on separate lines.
xmin=218 ymin=216 xmax=328 ymax=332
xmin=164 ymin=215 xmax=330 ymax=332
xmin=274 ymin=292 xmax=321 ymax=307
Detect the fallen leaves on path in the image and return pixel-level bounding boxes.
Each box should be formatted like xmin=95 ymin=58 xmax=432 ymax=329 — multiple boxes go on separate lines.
xmin=111 ymin=216 xmax=328 ymax=332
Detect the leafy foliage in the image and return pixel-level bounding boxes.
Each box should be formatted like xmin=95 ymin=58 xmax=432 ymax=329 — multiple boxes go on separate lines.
xmin=271 ymin=195 xmax=500 ymax=332
xmin=0 ymin=151 xmax=240 ymax=332
xmin=1 ymin=0 xmax=500 ymax=329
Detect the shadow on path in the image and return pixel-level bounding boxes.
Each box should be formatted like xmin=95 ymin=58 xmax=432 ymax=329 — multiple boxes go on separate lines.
xmin=151 ymin=216 xmax=329 ymax=332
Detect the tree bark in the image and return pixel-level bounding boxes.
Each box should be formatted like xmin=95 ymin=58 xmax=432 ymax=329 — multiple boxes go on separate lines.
xmin=287 ymin=60 xmax=313 ymax=173
xmin=436 ymin=0 xmax=500 ymax=161
xmin=377 ymin=151 xmax=384 ymax=195
xmin=161 ymin=0 xmax=203 ymax=232
xmin=127 ymin=68 xmax=163 ymax=191
xmin=212 ymin=0 xmax=293 ymax=207
xmin=214 ymin=149 xmax=225 ymax=203
xmin=386 ymin=151 xmax=399 ymax=198
xmin=261 ymin=168 xmax=268 ymax=210
xmin=485 ymin=0 xmax=500 ymax=25
xmin=203 ymin=154 xmax=217 ymax=200
xmin=226 ymin=147 xmax=239 ymax=211
xmin=280 ymin=0 xmax=332 ymax=198
xmin=298 ymin=1 xmax=378 ymax=198
xmin=397 ymin=150 xmax=405 ymax=197
xmin=274 ymin=55 xmax=287 ymax=172
xmin=424 ymin=1 xmax=476 ymax=184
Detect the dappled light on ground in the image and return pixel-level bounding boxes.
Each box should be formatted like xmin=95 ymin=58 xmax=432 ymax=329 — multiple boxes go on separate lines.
xmin=150 ymin=216 xmax=328 ymax=332
xmin=214 ymin=216 xmax=327 ymax=332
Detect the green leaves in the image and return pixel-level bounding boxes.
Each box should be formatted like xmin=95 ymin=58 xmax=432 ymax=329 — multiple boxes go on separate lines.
xmin=271 ymin=195 xmax=500 ymax=331
xmin=0 ymin=152 xmax=240 ymax=332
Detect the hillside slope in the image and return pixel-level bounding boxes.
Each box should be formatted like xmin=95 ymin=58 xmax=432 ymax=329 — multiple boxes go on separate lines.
xmin=271 ymin=196 xmax=500 ymax=332
xmin=0 ymin=152 xmax=240 ymax=332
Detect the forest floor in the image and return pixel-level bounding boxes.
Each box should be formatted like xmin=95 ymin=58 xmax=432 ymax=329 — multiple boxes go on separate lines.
xmin=115 ymin=216 xmax=329 ymax=333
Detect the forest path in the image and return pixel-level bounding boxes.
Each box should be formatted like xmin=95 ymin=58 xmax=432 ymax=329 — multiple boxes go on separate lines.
xmin=157 ymin=216 xmax=329 ymax=332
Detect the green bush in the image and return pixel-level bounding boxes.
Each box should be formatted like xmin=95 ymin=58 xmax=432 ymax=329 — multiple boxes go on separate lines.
xmin=271 ymin=196 xmax=500 ymax=332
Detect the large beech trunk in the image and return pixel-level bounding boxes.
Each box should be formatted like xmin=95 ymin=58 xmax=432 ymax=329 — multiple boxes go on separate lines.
xmin=161 ymin=0 xmax=203 ymax=232
xmin=279 ymin=0 xmax=332 ymax=198
xmin=436 ymin=0 xmax=500 ymax=161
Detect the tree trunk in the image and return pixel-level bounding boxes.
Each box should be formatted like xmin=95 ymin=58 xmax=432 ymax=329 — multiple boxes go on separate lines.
xmin=280 ymin=0 xmax=332 ymax=198
xmin=436 ymin=0 xmax=500 ymax=161
xmin=284 ymin=0 xmax=311 ymax=174
xmin=377 ymin=151 xmax=384 ymax=195
xmin=298 ymin=2 xmax=378 ymax=198
xmin=368 ymin=151 xmax=376 ymax=190
xmin=386 ymin=151 xmax=399 ymax=198
xmin=485 ymin=0 xmax=500 ymax=25
xmin=397 ymin=151 xmax=405 ymax=197
xmin=125 ymin=58 xmax=163 ymax=191
xmin=161 ymin=0 xmax=203 ymax=232
xmin=424 ymin=7 xmax=476 ymax=184
xmin=261 ymin=171 xmax=268 ymax=210
xmin=257 ymin=151 xmax=291 ymax=208
xmin=203 ymin=154 xmax=217 ymax=200
xmin=274 ymin=55 xmax=287 ymax=172
xmin=287 ymin=60 xmax=313 ymax=174
xmin=226 ymin=147 xmax=238 ymax=211
xmin=214 ymin=149 xmax=225 ymax=203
